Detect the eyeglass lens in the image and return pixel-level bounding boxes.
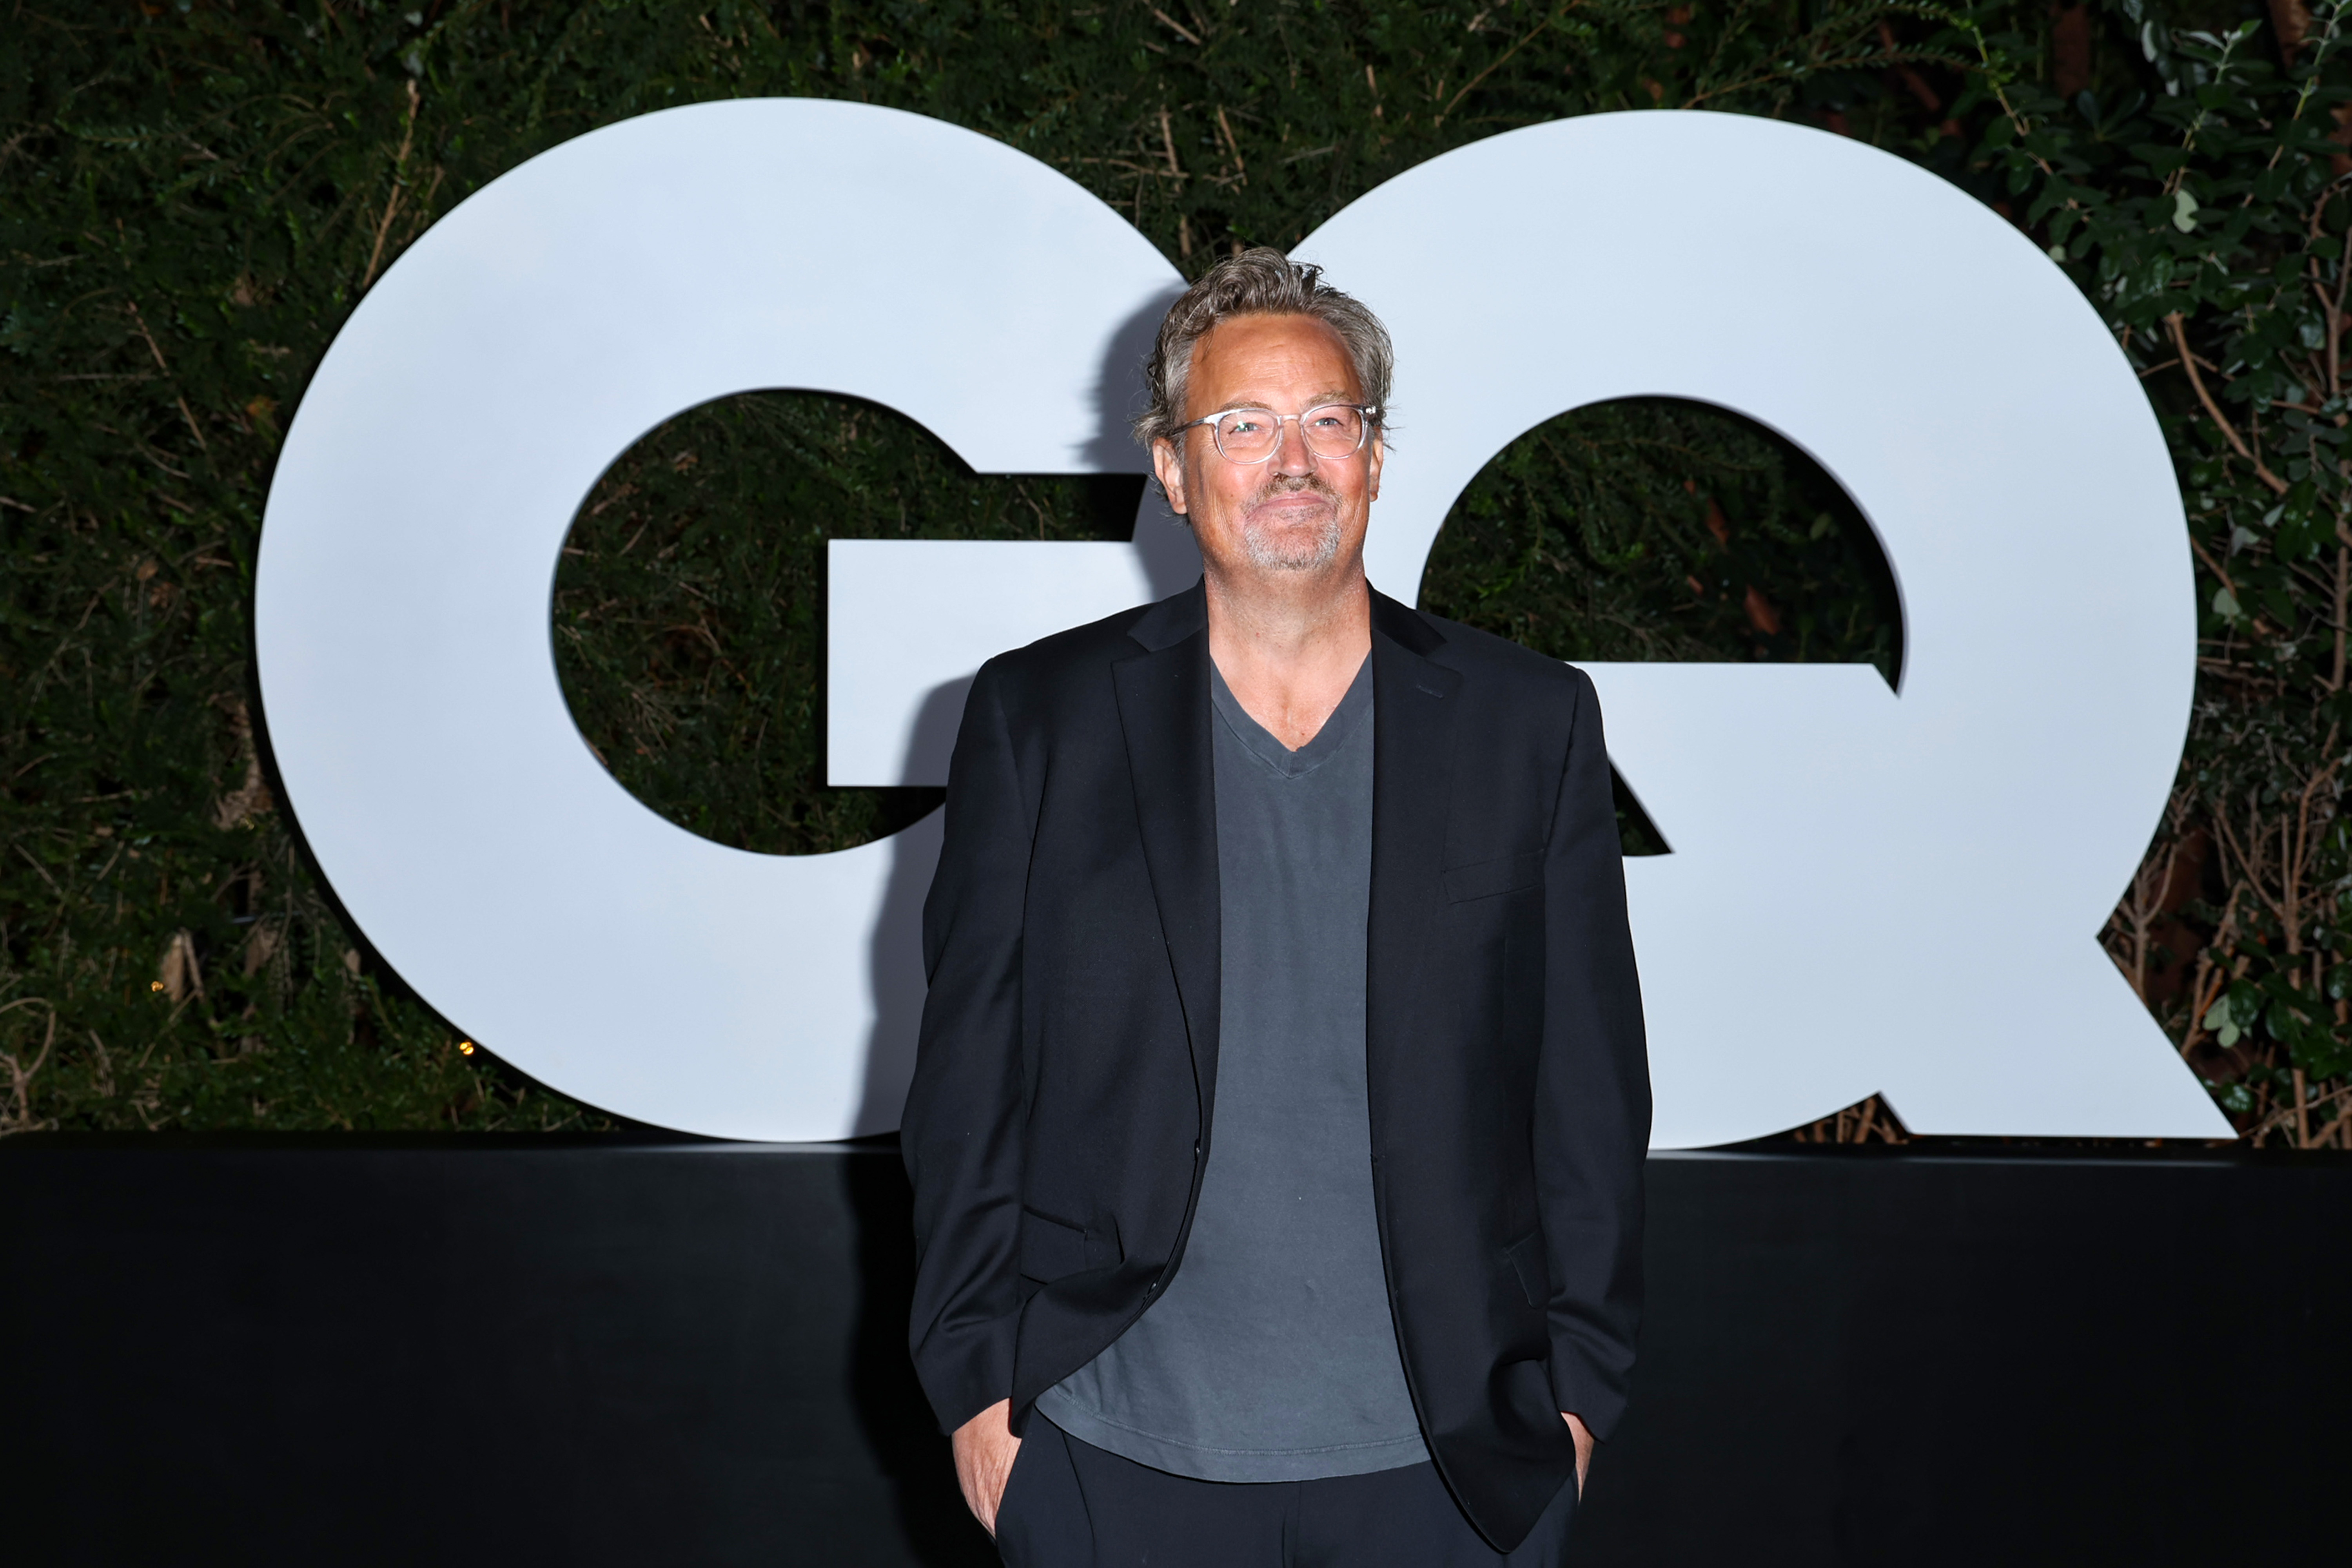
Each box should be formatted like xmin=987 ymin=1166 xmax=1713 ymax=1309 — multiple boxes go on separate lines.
xmin=1213 ymin=405 xmax=1367 ymax=462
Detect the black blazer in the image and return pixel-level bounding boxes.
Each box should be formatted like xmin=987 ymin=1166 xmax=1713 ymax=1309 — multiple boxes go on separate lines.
xmin=901 ymin=582 xmax=1650 ymax=1551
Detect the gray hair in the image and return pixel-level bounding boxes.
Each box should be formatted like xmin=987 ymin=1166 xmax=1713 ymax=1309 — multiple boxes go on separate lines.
xmin=1133 ymin=247 xmax=1393 ymax=451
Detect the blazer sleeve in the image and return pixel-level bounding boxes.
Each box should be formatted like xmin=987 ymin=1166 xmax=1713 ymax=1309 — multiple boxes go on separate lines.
xmin=1533 ymin=667 xmax=1653 ymax=1439
xmin=901 ymin=658 xmax=1034 ymax=1435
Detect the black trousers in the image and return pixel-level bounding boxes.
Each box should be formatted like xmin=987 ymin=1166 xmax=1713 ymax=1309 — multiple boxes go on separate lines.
xmin=994 ymin=1417 xmax=1577 ymax=1568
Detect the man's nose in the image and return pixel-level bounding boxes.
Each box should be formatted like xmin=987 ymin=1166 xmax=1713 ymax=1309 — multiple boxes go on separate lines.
xmin=1271 ymin=416 xmax=1315 ymax=475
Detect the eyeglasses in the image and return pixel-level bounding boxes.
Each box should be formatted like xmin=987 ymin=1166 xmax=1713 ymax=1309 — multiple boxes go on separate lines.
xmin=1177 ymin=402 xmax=1381 ymax=465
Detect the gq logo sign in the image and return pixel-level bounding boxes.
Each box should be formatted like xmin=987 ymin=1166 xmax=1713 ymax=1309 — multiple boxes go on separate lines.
xmin=255 ymin=100 xmax=2230 ymax=1145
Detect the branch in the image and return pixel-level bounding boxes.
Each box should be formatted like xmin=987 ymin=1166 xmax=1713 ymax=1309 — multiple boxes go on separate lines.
xmin=1437 ymin=17 xmax=1551 ymax=125
xmin=123 ymin=298 xmax=209 ymax=455
xmin=2189 ymin=535 xmax=2251 ymax=620
xmin=1214 ymin=105 xmax=1247 ymax=185
xmin=2214 ymin=805 xmax=2290 ymax=924
xmin=2169 ymin=312 xmax=2290 ymax=494
xmin=359 ymin=80 xmax=421 ymax=292
xmin=1150 ymin=7 xmax=1201 ymax=47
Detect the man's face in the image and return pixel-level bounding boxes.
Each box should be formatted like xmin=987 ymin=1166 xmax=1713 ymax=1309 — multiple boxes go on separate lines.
xmin=1151 ymin=313 xmax=1383 ymax=581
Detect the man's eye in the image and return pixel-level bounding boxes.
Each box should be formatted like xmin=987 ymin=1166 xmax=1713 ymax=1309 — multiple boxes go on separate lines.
xmin=1225 ymin=417 xmax=1267 ymax=435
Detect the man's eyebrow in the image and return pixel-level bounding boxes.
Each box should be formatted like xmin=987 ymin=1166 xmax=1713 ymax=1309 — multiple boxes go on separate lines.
xmin=1223 ymin=390 xmax=1360 ymax=408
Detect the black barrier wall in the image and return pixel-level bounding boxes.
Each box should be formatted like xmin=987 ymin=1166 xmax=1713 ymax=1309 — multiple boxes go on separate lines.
xmin=4 ymin=1141 xmax=2344 ymax=1567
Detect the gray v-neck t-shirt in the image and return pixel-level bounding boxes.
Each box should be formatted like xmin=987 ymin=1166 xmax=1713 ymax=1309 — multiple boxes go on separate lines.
xmin=1035 ymin=653 xmax=1427 ymax=1481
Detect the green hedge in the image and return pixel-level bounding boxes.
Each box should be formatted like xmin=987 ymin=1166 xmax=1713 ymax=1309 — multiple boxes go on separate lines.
xmin=3 ymin=0 xmax=2345 ymax=1144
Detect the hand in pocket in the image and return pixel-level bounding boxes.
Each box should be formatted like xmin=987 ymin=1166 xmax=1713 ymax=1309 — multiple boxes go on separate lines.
xmin=952 ymin=1399 xmax=1024 ymax=1536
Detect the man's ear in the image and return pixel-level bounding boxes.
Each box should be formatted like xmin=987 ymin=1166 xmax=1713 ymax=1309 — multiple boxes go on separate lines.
xmin=1365 ymin=430 xmax=1383 ymax=504
xmin=1150 ymin=436 xmax=1189 ymax=516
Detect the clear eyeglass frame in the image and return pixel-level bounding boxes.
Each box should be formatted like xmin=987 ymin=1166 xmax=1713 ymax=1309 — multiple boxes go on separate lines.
xmin=1176 ymin=402 xmax=1381 ymax=465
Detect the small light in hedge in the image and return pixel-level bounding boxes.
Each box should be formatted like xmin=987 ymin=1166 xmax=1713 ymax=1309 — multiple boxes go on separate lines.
xmin=459 ymin=1040 xmax=476 ymax=1056
xmin=149 ymin=981 xmax=163 ymax=993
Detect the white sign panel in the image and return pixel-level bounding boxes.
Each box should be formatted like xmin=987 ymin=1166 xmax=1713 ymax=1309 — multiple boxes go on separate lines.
xmin=258 ymin=100 xmax=2230 ymax=1144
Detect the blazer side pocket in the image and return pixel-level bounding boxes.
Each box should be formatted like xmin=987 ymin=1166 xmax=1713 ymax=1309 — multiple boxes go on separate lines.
xmin=1504 ymin=1229 xmax=1548 ymax=1309
xmin=1018 ymin=1207 xmax=1090 ymax=1283
xmin=1444 ymin=851 xmax=1543 ymax=903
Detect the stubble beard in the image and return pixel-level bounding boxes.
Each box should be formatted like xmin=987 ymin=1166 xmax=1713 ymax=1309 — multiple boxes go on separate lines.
xmin=1239 ymin=474 xmax=1345 ymax=573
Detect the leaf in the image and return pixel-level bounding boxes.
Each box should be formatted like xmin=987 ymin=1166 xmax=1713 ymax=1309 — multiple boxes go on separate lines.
xmin=2172 ymin=188 xmax=2201 ymax=232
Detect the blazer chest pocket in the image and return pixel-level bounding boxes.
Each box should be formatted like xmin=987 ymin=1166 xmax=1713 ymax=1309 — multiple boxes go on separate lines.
xmin=1019 ymin=1207 xmax=1105 ymax=1283
xmin=1444 ymin=852 xmax=1542 ymax=903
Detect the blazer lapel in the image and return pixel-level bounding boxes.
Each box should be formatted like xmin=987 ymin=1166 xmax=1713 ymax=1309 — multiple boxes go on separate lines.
xmin=1113 ymin=585 xmax=1221 ymax=1116
xmin=1366 ymin=593 xmax=1461 ymax=1125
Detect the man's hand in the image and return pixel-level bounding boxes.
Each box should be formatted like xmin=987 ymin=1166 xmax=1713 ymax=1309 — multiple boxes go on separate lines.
xmin=1561 ymin=1412 xmax=1595 ymax=1497
xmin=952 ymin=1399 xmax=1023 ymax=1536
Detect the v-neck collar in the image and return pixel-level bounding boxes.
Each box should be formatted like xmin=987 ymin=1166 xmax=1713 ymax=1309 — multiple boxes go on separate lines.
xmin=1208 ymin=653 xmax=1374 ymax=781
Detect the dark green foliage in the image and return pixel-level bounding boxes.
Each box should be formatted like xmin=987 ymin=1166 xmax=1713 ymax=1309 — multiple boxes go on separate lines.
xmin=1421 ymin=399 xmax=1900 ymax=679
xmin=1942 ymin=0 xmax=2352 ymax=1142
xmin=554 ymin=392 xmax=1138 ymax=855
xmin=2 ymin=0 xmax=2343 ymax=1141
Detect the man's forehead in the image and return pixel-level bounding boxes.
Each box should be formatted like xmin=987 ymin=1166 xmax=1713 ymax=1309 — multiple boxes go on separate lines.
xmin=1189 ymin=315 xmax=1361 ymax=399
xmin=1194 ymin=312 xmax=1350 ymax=356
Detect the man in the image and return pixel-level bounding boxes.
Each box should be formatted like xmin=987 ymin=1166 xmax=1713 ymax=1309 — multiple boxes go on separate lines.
xmin=902 ymin=249 xmax=1649 ymax=1566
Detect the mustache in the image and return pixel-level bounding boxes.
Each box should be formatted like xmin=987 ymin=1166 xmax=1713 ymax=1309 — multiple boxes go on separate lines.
xmin=1246 ymin=471 xmax=1341 ymax=508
